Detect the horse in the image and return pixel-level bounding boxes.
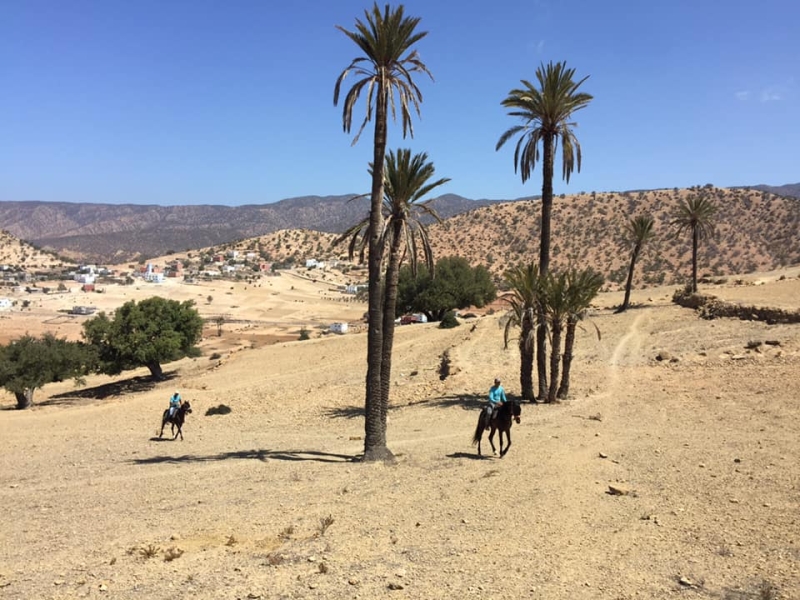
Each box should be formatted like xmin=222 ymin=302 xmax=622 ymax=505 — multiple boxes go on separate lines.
xmin=472 ymin=399 xmax=521 ymax=457
xmin=159 ymin=401 xmax=192 ymax=441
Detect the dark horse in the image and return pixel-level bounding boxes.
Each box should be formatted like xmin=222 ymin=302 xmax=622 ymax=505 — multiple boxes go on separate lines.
xmin=472 ymin=400 xmax=521 ymax=457
xmin=159 ymin=401 xmax=192 ymax=441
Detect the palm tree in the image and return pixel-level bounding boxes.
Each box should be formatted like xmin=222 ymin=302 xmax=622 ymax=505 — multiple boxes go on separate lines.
xmin=557 ymin=268 xmax=603 ymax=399
xmin=671 ymin=195 xmax=717 ymax=293
xmin=540 ymin=271 xmax=570 ymax=403
xmin=496 ymin=60 xmax=592 ymax=401
xmin=335 ymin=149 xmax=449 ymax=421
xmin=502 ymin=263 xmax=541 ymax=402
xmin=334 ymin=4 xmax=432 ymax=462
xmin=617 ymin=214 xmax=655 ymax=313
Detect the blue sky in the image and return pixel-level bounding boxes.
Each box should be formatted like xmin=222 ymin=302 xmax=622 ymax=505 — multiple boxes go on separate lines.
xmin=1 ymin=0 xmax=797 ymax=205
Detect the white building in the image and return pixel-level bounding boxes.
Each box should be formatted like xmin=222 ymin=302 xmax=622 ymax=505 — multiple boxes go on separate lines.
xmin=329 ymin=322 xmax=348 ymax=334
xmin=0 ymin=297 xmax=12 ymax=311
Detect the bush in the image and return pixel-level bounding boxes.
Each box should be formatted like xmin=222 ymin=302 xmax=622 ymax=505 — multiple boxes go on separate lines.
xmin=298 ymin=327 xmax=310 ymax=341
xmin=439 ymin=311 xmax=460 ymax=329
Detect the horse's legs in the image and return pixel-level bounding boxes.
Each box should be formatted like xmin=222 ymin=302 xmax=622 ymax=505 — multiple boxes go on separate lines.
xmin=159 ymin=419 xmax=166 ymax=439
xmin=500 ymin=428 xmax=512 ymax=457
xmin=488 ymin=426 xmax=497 ymax=455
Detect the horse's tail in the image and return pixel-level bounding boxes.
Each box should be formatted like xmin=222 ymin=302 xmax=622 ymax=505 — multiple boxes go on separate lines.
xmin=472 ymin=412 xmax=485 ymax=446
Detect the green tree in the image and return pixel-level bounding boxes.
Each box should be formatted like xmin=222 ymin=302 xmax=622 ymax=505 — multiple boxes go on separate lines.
xmin=334 ymin=4 xmax=431 ymax=462
xmin=0 ymin=334 xmax=94 ymax=409
xmin=557 ymin=267 xmax=603 ymax=399
xmin=617 ymin=214 xmax=655 ymax=313
xmin=496 ymin=60 xmax=592 ymax=401
xmin=502 ymin=262 xmax=541 ymax=402
xmin=335 ymin=149 xmax=449 ymax=428
xmin=83 ymin=297 xmax=203 ymax=380
xmin=397 ymin=257 xmax=496 ymax=322
xmin=671 ymin=195 xmax=717 ymax=293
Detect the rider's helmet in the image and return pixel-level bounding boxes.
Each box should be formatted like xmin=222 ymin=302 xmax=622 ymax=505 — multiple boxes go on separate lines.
xmin=494 ymin=378 xmax=501 ymax=385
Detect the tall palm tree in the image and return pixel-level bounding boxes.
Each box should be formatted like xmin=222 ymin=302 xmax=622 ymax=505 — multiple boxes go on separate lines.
xmin=557 ymin=268 xmax=603 ymax=399
xmin=496 ymin=60 xmax=592 ymax=401
xmin=334 ymin=4 xmax=431 ymax=462
xmin=617 ymin=214 xmax=655 ymax=313
xmin=502 ymin=263 xmax=541 ymax=402
xmin=335 ymin=149 xmax=449 ymax=421
xmin=671 ymin=195 xmax=717 ymax=293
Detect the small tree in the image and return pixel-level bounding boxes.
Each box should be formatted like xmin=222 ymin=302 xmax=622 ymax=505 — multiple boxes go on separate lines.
xmin=397 ymin=257 xmax=496 ymax=322
xmin=215 ymin=315 xmax=225 ymax=337
xmin=671 ymin=195 xmax=717 ymax=293
xmin=0 ymin=334 xmax=94 ymax=409
xmin=83 ymin=297 xmax=203 ymax=380
xmin=617 ymin=214 xmax=655 ymax=313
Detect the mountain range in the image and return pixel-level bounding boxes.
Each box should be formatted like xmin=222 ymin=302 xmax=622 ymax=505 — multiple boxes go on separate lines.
xmin=1 ymin=185 xmax=798 ymax=285
xmin=0 ymin=194 xmax=500 ymax=263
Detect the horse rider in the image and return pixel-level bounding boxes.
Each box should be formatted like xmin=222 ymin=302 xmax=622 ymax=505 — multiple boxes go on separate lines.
xmin=486 ymin=377 xmax=507 ymax=424
xmin=168 ymin=390 xmax=182 ymax=418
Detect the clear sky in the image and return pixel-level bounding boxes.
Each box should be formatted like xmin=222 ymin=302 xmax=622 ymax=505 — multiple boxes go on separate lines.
xmin=1 ymin=0 xmax=797 ymax=206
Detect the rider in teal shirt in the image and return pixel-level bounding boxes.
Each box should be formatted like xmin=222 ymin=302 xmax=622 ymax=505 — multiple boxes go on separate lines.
xmin=487 ymin=378 xmax=507 ymax=422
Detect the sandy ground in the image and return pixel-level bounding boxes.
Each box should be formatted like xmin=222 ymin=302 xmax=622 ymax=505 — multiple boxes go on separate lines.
xmin=1 ymin=269 xmax=799 ymax=599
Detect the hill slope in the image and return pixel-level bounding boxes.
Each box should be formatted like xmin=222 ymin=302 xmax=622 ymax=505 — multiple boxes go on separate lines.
xmin=427 ymin=186 xmax=800 ymax=288
xmin=0 ymin=194 xmax=499 ymax=263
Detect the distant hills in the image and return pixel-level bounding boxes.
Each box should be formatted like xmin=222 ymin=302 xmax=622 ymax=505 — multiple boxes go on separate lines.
xmin=131 ymin=185 xmax=800 ymax=291
xmin=746 ymin=183 xmax=800 ymax=199
xmin=0 ymin=185 xmax=798 ymax=282
xmin=0 ymin=194 xmax=501 ymax=263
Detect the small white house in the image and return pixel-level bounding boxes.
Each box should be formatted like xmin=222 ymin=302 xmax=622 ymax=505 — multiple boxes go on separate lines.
xmin=0 ymin=297 xmax=12 ymax=311
xmin=329 ymin=322 xmax=349 ymax=334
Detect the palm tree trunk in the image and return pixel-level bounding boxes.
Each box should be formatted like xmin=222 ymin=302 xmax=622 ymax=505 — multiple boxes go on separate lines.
xmin=363 ymin=83 xmax=392 ymax=463
xmin=691 ymin=226 xmax=699 ymax=293
xmin=519 ymin=317 xmax=535 ymax=401
xmin=619 ymin=244 xmax=641 ymax=313
xmin=380 ymin=225 xmax=405 ymax=426
xmin=547 ymin=320 xmax=562 ymax=403
xmin=557 ymin=318 xmax=576 ymax=399
xmin=536 ymin=134 xmax=555 ymax=401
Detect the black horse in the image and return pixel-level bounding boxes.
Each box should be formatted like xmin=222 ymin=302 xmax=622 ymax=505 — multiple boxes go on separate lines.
xmin=159 ymin=401 xmax=192 ymax=441
xmin=472 ymin=400 xmax=521 ymax=457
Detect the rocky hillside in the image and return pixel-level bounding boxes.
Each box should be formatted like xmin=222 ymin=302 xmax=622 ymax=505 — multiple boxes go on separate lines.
xmin=0 ymin=230 xmax=74 ymax=272
xmin=155 ymin=186 xmax=800 ymax=292
xmin=0 ymin=194 xmax=498 ymax=263
xmin=426 ymin=186 xmax=800 ymax=289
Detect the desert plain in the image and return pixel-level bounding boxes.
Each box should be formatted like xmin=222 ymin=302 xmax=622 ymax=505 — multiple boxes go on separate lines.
xmin=1 ymin=266 xmax=799 ymax=599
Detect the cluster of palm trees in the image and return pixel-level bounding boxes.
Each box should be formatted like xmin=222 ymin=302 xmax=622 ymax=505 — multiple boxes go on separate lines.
xmin=334 ymin=4 xmax=717 ymax=460
xmin=502 ymin=264 xmax=603 ymax=403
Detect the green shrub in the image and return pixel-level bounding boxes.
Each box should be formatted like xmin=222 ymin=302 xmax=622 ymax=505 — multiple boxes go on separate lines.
xmin=439 ymin=311 xmax=460 ymax=329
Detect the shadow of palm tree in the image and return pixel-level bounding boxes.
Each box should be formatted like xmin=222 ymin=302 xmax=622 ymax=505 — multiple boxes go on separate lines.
xmin=324 ymin=393 xmax=488 ymax=420
xmin=131 ymin=448 xmax=357 ymax=465
xmin=42 ymin=371 xmax=178 ymax=406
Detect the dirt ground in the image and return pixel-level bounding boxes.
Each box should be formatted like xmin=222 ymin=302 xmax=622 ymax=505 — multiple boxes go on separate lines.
xmin=1 ymin=267 xmax=799 ymax=599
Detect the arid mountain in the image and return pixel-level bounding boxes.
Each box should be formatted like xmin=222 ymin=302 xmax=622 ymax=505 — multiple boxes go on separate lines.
xmin=0 ymin=230 xmax=74 ymax=271
xmin=0 ymin=194 xmax=500 ymax=264
xmin=426 ymin=186 xmax=800 ymax=288
xmin=157 ymin=186 xmax=800 ymax=291
xmin=748 ymin=182 xmax=800 ymax=199
xmin=3 ymin=186 xmax=799 ymax=290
